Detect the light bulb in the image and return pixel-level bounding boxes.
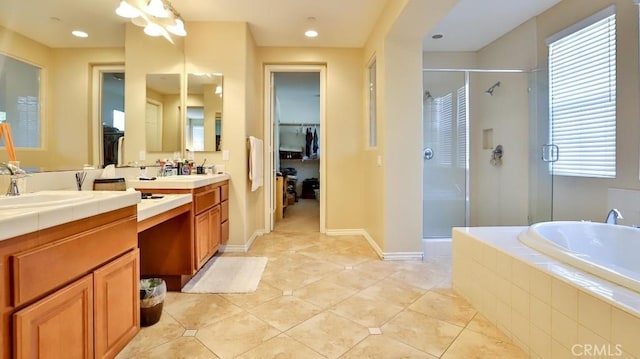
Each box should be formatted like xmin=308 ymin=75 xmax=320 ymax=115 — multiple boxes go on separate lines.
xmin=167 ymin=18 xmax=187 ymax=36
xmin=146 ymin=0 xmax=169 ymax=18
xmin=144 ymin=23 xmax=164 ymax=37
xmin=116 ymin=0 xmax=140 ymax=18
xmin=304 ymin=30 xmax=318 ymax=38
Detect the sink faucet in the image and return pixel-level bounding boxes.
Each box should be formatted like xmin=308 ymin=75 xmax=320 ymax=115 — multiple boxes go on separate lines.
xmin=605 ymin=208 xmax=623 ymax=224
xmin=0 ymin=162 xmax=27 ymax=196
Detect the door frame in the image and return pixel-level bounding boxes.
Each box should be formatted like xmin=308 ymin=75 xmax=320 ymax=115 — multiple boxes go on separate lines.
xmin=91 ymin=64 xmax=125 ymax=168
xmin=263 ymin=64 xmax=327 ymax=233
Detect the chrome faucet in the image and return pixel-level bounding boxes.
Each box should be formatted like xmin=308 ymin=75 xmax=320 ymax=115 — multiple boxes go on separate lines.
xmin=605 ymin=208 xmax=623 ymax=224
xmin=0 ymin=162 xmax=27 ymax=196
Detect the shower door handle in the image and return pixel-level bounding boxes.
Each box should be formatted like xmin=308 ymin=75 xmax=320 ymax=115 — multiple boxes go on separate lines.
xmin=424 ymin=147 xmax=434 ymax=160
xmin=541 ymin=144 xmax=559 ymax=162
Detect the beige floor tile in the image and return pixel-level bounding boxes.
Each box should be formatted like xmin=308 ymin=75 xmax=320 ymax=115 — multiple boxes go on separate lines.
xmin=390 ymin=268 xmax=451 ymax=291
xmin=115 ymin=312 xmax=185 ymax=358
xmin=119 ymin=200 xmax=519 ymax=359
xmin=382 ymin=310 xmax=464 ymax=357
xmin=409 ymin=291 xmax=477 ymax=327
xmin=294 ymin=277 xmax=358 ymax=308
xmin=330 ymin=291 xmax=405 ymax=327
xmin=219 ymin=281 xmax=282 ymax=309
xmin=359 ymin=277 xmax=427 ymax=307
xmin=341 ymin=335 xmax=438 ymax=359
xmin=248 ymin=295 xmax=322 ymax=331
xmin=441 ymin=328 xmax=528 ymax=359
xmin=320 ymin=267 xmax=381 ymax=290
xmin=196 ymin=311 xmax=280 ymax=358
xmin=287 ymin=311 xmax=369 ymax=359
xmin=465 ymin=313 xmax=512 ymax=343
xmin=121 ymin=337 xmax=219 ymax=359
xmin=163 ymin=293 xmax=243 ymax=329
xmin=235 ymin=334 xmax=325 ymax=359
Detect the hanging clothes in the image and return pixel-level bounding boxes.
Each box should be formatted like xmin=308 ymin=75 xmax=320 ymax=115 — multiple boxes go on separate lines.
xmin=312 ymin=127 xmax=318 ymax=155
xmin=305 ymin=127 xmax=313 ymax=157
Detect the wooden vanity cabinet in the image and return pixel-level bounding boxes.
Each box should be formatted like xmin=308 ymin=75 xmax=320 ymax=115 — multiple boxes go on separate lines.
xmin=0 ymin=206 xmax=139 ymax=359
xmin=135 ymin=180 xmax=229 ymax=290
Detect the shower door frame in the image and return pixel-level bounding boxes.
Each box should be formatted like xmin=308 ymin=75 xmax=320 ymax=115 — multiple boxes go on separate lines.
xmin=422 ymin=68 xmax=543 ymax=238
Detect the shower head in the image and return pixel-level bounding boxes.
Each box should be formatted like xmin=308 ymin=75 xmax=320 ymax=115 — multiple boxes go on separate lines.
xmin=424 ymin=90 xmax=433 ymax=100
xmin=485 ymin=81 xmax=501 ymax=96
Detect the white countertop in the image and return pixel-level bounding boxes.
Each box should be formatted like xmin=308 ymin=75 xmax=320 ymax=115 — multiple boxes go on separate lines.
xmin=0 ymin=190 xmax=141 ymax=241
xmin=137 ymin=193 xmax=192 ymax=222
xmin=127 ymin=173 xmax=230 ymax=190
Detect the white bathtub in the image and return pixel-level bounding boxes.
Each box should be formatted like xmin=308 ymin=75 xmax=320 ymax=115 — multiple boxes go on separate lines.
xmin=518 ymin=221 xmax=640 ymax=293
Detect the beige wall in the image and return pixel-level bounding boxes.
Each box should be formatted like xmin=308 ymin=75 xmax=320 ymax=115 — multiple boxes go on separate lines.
xmin=258 ymin=47 xmax=366 ymax=231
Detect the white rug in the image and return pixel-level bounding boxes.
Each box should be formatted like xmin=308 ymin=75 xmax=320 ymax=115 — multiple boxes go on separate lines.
xmin=182 ymin=257 xmax=268 ymax=293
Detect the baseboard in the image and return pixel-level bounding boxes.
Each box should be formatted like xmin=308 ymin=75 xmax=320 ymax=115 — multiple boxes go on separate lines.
xmin=220 ymin=230 xmax=264 ymax=253
xmin=326 ymin=229 xmax=420 ymax=260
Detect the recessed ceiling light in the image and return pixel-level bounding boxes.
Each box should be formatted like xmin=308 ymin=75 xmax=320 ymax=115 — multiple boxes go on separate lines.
xmin=72 ymin=30 xmax=89 ymax=38
xmin=432 ymin=34 xmax=444 ymax=39
xmin=305 ymin=30 xmax=318 ymax=38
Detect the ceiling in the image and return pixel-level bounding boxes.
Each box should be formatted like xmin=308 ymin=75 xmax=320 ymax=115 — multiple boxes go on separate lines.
xmin=0 ymin=0 xmax=561 ymax=51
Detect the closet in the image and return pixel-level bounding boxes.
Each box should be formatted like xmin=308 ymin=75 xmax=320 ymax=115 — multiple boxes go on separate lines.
xmin=273 ymin=71 xmax=321 ymax=224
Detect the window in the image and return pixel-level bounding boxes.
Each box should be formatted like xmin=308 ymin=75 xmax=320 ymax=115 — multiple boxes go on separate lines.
xmin=547 ymin=6 xmax=616 ymax=178
xmin=367 ymin=58 xmax=377 ymax=147
xmin=456 ymin=86 xmax=467 ymax=168
xmin=0 ymin=54 xmax=41 ymax=148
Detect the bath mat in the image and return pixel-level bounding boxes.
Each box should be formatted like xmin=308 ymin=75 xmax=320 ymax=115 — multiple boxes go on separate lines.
xmin=182 ymin=257 xmax=268 ymax=294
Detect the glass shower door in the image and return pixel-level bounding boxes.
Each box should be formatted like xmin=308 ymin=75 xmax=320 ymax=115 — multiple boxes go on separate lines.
xmin=423 ymin=71 xmax=468 ymax=238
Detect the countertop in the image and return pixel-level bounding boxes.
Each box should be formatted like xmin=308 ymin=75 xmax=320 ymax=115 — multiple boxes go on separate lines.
xmin=137 ymin=193 xmax=192 ymax=222
xmin=0 ymin=190 xmax=141 ymax=241
xmin=127 ymin=173 xmax=230 ymax=190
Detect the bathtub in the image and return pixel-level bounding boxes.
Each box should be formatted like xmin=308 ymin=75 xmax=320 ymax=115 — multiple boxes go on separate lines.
xmin=518 ymin=221 xmax=640 ymax=293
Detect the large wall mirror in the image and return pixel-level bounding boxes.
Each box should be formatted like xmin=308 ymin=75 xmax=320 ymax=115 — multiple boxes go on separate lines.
xmin=145 ymin=73 xmax=181 ymax=153
xmin=186 ymin=73 xmax=223 ymax=152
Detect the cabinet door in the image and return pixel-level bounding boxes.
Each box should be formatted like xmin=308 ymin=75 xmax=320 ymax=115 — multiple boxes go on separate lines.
xmin=94 ymin=249 xmax=140 ymax=359
xmin=209 ymin=205 xmax=221 ymax=255
xmin=14 ymin=275 xmax=94 ymax=359
xmin=195 ymin=211 xmax=211 ymax=269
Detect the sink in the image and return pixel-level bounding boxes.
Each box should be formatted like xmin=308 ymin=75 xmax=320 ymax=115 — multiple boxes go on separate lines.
xmin=155 ymin=176 xmax=204 ymax=181
xmin=0 ymin=191 xmax=95 ymax=209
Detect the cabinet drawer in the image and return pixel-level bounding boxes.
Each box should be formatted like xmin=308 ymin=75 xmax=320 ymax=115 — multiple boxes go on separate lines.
xmin=221 ymin=200 xmax=229 ymax=222
xmin=194 ymin=187 xmax=220 ymax=214
xmin=221 ymin=184 xmax=229 ymax=201
xmin=12 ymin=217 xmax=137 ymax=307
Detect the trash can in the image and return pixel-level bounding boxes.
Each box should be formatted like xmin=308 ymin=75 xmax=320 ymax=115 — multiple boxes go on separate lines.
xmin=140 ymin=278 xmax=166 ymax=327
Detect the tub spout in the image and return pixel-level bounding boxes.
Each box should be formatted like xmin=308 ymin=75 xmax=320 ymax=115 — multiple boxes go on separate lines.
xmin=605 ymin=209 xmax=623 ymax=224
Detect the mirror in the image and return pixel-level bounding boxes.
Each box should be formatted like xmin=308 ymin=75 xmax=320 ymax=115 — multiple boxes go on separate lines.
xmin=145 ymin=74 xmax=182 ymax=153
xmin=186 ymin=73 xmax=223 ymax=152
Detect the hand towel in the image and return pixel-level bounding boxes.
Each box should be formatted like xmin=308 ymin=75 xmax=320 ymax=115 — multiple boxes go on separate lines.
xmin=249 ymin=136 xmax=263 ymax=191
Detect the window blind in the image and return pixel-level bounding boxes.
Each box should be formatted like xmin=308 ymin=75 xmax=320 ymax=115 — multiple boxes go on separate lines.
xmin=456 ymin=86 xmax=467 ymax=168
xmin=436 ymin=93 xmax=453 ymax=166
xmin=548 ymin=8 xmax=616 ymax=178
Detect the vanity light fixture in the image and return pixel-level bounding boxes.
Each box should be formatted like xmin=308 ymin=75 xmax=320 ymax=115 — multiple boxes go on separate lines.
xmin=115 ymin=0 xmax=187 ymax=43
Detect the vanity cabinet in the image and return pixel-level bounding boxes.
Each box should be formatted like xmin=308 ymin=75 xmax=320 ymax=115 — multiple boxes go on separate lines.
xmin=134 ymin=179 xmax=229 ymax=290
xmin=0 ymin=206 xmax=139 ymax=359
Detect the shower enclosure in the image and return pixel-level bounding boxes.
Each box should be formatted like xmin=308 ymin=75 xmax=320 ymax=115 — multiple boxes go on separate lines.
xmin=422 ymin=69 xmax=553 ymax=240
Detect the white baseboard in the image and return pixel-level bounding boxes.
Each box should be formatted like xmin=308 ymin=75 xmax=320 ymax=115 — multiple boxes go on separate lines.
xmin=326 ymin=229 xmax=422 ymax=261
xmin=220 ymin=230 xmax=264 ymax=253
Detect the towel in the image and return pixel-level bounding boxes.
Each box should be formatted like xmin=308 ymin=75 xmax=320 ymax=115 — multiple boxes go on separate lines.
xmin=248 ymin=136 xmax=263 ymax=192
xmin=117 ymin=136 xmax=125 ymax=167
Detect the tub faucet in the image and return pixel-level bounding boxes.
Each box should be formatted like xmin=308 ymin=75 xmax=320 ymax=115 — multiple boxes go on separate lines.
xmin=605 ymin=209 xmax=623 ymax=224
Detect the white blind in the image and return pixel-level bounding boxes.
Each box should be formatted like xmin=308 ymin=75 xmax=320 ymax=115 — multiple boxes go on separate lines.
xmin=456 ymin=86 xmax=467 ymax=168
xmin=548 ymin=9 xmax=616 ymax=178
xmin=436 ymin=93 xmax=453 ymax=166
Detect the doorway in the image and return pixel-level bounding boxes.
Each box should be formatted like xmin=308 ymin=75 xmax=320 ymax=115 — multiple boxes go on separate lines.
xmin=92 ymin=65 xmax=125 ymax=168
xmin=264 ymin=65 xmax=326 ymax=234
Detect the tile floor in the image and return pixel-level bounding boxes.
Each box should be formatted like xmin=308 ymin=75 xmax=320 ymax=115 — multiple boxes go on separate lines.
xmin=117 ymin=199 xmax=527 ymax=358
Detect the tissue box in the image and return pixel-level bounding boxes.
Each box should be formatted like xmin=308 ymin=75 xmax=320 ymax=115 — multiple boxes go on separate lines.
xmin=93 ymin=178 xmax=126 ymax=191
